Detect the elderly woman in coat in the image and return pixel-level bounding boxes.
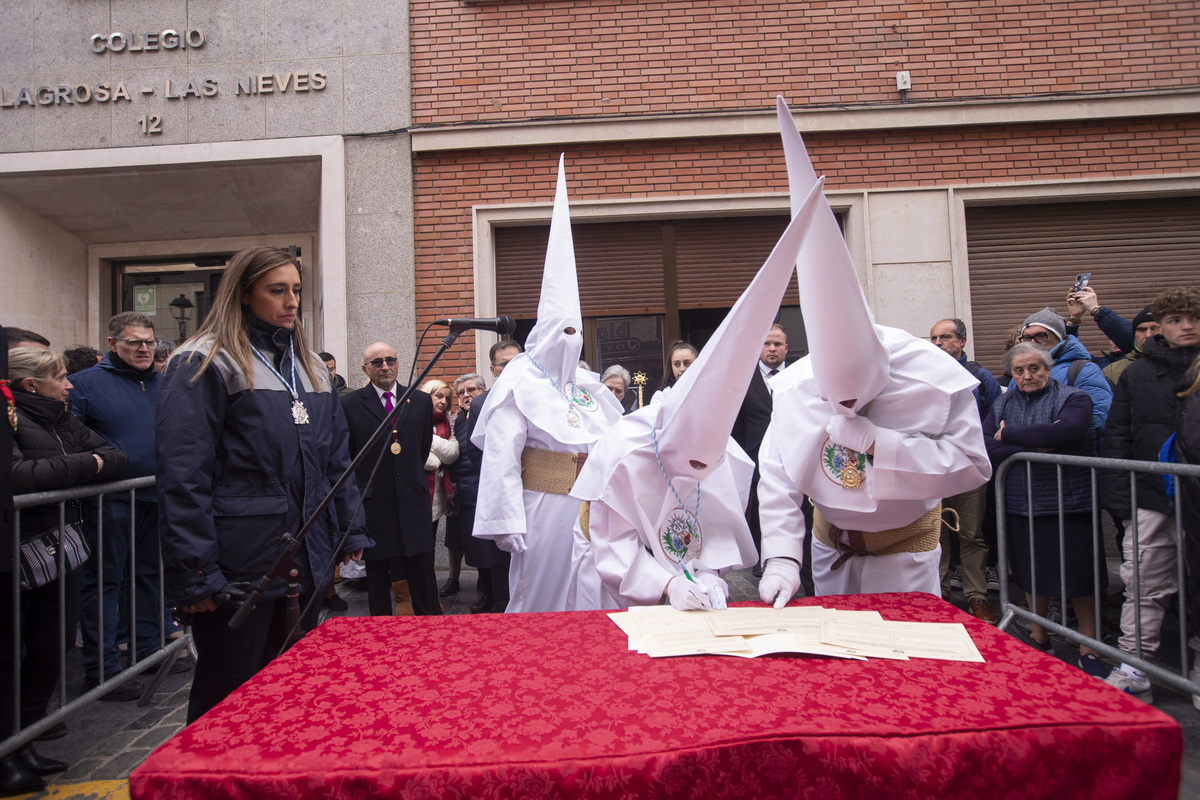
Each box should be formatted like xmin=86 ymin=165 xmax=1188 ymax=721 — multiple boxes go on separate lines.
xmin=8 ymin=347 xmax=128 ymax=784
xmin=984 ymin=342 xmax=1103 ymax=675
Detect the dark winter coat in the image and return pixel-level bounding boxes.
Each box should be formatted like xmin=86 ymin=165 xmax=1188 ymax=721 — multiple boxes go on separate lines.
xmin=1065 ymin=306 xmax=1135 ymax=364
xmin=68 ymin=352 xmax=159 ymax=500
xmin=11 ymin=390 xmax=128 ymax=536
xmin=1011 ymin=335 xmax=1112 ymax=434
xmin=450 ymin=402 xmax=483 ymax=508
xmin=341 ymin=383 xmax=434 ymax=561
xmin=156 ymin=321 xmax=373 ymax=606
xmin=1176 ymin=377 xmax=1200 ymax=638
xmin=984 ymin=380 xmax=1096 ymax=516
xmin=1100 ymin=336 xmax=1199 ymax=517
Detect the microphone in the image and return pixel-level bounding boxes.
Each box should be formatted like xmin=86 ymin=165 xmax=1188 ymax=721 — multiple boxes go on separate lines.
xmin=434 ymin=316 xmax=517 ymax=336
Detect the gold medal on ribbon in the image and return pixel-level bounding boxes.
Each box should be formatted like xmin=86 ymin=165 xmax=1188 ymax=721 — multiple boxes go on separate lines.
xmin=390 ymin=442 xmax=402 ymax=455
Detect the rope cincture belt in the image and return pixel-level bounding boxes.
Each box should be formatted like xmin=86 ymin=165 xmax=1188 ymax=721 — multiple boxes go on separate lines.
xmin=520 ymin=446 xmax=588 ymax=496
xmin=578 ymin=501 xmax=591 ymax=542
xmin=812 ymin=502 xmax=944 ymax=571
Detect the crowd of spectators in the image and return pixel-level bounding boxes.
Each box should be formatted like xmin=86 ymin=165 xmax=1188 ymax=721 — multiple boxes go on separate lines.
xmin=977 ymin=283 xmax=1200 ymax=701
xmin=3 ymin=265 xmax=1200 ymax=793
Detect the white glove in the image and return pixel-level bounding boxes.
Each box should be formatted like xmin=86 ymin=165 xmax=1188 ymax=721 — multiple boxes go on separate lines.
xmin=693 ymin=569 xmax=729 ymax=610
xmin=758 ymin=558 xmax=801 ymax=609
xmin=495 ymin=534 xmax=527 ymax=554
xmin=666 ymin=575 xmax=712 ymax=611
xmin=826 ymin=414 xmax=876 ymax=454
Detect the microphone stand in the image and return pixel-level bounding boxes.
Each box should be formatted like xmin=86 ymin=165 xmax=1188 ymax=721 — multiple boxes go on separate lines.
xmin=228 ymin=327 xmax=468 ymax=637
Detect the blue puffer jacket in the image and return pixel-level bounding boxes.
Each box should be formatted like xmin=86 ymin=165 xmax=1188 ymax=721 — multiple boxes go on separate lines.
xmin=69 ymin=352 xmax=159 ymax=499
xmin=1050 ymin=335 xmax=1112 ymax=434
xmin=1009 ymin=335 xmax=1112 ymax=434
xmin=156 ymin=321 xmax=373 ymax=605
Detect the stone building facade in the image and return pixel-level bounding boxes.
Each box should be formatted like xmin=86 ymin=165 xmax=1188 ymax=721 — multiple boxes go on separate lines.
xmin=3 ymin=1 xmax=1198 ymax=385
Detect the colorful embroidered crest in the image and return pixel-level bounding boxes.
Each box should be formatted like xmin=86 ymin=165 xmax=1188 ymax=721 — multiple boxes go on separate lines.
xmin=567 ymin=382 xmax=599 ymax=412
xmin=659 ymin=508 xmax=702 ymax=564
xmin=821 ymin=436 xmax=867 ymax=489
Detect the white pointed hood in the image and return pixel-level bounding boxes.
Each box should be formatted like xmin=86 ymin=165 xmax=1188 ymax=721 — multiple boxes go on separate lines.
xmin=523 ymin=154 xmax=584 ymax=388
xmin=652 ymin=177 xmax=827 ymax=482
xmin=473 ymin=155 xmax=623 ymax=451
xmin=778 ymin=96 xmax=889 ymax=417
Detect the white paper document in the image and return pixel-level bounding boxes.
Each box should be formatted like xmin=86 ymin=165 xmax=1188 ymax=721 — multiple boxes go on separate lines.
xmin=607 ymin=605 xmax=983 ymax=663
xmin=819 ymin=619 xmax=984 ymax=663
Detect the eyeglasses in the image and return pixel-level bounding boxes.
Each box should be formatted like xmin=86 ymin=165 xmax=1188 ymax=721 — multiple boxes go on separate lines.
xmin=462 ymin=386 xmax=483 ymax=395
xmin=114 ymin=338 xmax=157 ymax=350
xmin=366 ymin=357 xmax=398 ymax=368
xmin=1018 ymin=331 xmax=1052 ymax=344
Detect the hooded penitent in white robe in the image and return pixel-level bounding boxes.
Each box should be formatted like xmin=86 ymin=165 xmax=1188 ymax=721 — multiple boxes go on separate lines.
xmin=472 ymin=156 xmax=623 ymax=613
xmin=758 ymin=328 xmax=991 ymax=596
xmin=758 ymin=97 xmax=991 ymax=598
xmin=569 ymin=179 xmax=824 ymax=610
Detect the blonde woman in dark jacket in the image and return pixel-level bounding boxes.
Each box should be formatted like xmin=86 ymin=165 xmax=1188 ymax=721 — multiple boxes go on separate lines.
xmin=157 ymin=246 xmax=372 ymax=723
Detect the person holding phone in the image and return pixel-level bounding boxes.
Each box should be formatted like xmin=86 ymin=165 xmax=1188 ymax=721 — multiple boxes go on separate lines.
xmin=1064 ymin=277 xmax=1135 ymax=361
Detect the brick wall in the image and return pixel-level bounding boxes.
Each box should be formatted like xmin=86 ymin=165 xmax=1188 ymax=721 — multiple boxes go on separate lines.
xmin=414 ymin=116 xmax=1200 ymax=378
xmin=410 ymin=0 xmax=1200 ymax=124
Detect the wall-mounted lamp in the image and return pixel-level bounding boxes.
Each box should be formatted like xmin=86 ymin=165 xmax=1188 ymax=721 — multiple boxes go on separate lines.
xmin=169 ymin=293 xmax=194 ymax=342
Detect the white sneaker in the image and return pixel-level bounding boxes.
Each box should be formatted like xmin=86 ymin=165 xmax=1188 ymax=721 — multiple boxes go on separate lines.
xmin=1189 ymin=666 xmax=1200 ymax=711
xmin=1105 ymin=666 xmax=1153 ymax=704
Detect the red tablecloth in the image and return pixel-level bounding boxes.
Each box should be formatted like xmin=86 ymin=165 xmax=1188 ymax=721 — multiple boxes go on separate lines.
xmin=130 ymin=593 xmax=1180 ymax=800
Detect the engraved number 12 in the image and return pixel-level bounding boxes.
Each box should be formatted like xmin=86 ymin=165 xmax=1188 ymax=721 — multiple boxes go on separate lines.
xmin=137 ymin=115 xmax=163 ymax=135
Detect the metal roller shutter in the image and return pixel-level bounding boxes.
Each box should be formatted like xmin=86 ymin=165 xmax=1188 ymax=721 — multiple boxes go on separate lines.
xmin=495 ymin=214 xmax=801 ymax=317
xmin=494 ymin=221 xmax=666 ymax=318
xmin=966 ymin=196 xmax=1200 ymax=378
xmin=674 ymin=216 xmax=797 ymax=309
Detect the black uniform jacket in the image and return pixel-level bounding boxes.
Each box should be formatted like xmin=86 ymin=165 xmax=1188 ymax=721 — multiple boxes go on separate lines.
xmin=342 ymin=383 xmax=434 ymax=561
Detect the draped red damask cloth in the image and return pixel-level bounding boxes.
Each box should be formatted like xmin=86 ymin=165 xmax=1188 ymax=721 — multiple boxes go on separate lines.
xmin=130 ymin=593 xmax=1181 ymax=800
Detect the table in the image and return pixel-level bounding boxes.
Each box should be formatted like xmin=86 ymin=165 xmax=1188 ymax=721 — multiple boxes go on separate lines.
xmin=129 ymin=593 xmax=1181 ymax=800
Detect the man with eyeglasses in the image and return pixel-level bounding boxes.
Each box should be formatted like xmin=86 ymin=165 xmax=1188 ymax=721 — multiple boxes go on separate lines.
xmin=1015 ymin=307 xmax=1112 ymax=434
xmin=341 ymin=342 xmax=439 ymax=616
xmin=69 ymin=312 xmax=179 ymax=701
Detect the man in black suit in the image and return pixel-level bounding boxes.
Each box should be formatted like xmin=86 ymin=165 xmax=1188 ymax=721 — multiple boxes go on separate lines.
xmin=341 ymin=342 xmax=438 ymax=616
xmin=732 ymin=323 xmax=812 ymax=592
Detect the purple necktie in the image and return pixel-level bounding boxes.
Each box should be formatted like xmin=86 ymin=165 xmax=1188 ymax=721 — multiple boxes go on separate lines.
xmin=383 ymin=391 xmax=394 ymax=413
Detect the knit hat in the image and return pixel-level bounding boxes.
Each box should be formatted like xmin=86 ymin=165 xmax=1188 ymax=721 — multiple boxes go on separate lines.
xmin=1021 ymin=307 xmax=1066 ymax=343
xmin=1132 ymin=305 xmax=1155 ymax=329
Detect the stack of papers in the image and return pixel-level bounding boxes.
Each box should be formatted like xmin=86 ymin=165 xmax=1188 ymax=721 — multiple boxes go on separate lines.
xmin=607 ymin=605 xmax=983 ymax=663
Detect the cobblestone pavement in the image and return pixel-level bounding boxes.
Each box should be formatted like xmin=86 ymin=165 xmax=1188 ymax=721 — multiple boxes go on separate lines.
xmin=28 ymin=566 xmax=1200 ymax=800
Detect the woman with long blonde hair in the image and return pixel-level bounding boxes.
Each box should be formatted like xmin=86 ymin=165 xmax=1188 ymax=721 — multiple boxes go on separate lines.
xmin=156 ymin=245 xmax=372 ymax=723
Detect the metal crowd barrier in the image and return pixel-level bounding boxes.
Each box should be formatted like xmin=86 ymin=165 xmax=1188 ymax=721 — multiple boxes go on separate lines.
xmin=995 ymin=451 xmax=1200 ymax=700
xmin=4 ymin=476 xmax=190 ymax=759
